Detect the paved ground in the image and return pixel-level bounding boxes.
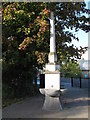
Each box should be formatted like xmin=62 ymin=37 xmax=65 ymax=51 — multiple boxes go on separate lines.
xmin=2 ymin=87 xmax=89 ymax=118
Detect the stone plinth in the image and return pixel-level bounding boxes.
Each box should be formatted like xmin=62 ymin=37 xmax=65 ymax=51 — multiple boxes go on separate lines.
xmin=45 ymin=72 xmax=60 ymax=90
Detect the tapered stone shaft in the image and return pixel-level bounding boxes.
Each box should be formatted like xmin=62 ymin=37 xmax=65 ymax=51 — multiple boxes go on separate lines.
xmin=49 ymin=11 xmax=57 ymax=63
xmin=50 ymin=12 xmax=56 ymax=53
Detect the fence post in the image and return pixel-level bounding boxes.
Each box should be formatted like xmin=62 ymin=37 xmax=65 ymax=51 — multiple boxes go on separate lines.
xmin=71 ymin=77 xmax=73 ymax=87
xmin=40 ymin=74 xmax=45 ymax=88
xmin=80 ymin=77 xmax=81 ymax=88
xmin=35 ymin=76 xmax=37 ymax=89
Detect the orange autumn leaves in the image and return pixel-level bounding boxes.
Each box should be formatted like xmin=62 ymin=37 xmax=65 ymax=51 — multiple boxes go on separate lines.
xmin=19 ymin=37 xmax=33 ymax=50
xmin=35 ymin=51 xmax=46 ymax=64
xmin=19 ymin=8 xmax=50 ymax=50
xmin=18 ymin=7 xmax=50 ymax=64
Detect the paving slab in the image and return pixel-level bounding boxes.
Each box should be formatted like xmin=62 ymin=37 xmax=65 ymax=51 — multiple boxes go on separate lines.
xmin=2 ymin=87 xmax=89 ymax=118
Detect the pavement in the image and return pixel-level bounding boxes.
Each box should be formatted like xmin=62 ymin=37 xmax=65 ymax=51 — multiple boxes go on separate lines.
xmin=2 ymin=87 xmax=89 ymax=118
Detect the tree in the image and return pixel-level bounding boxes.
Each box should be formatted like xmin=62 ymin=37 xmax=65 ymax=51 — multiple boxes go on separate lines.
xmin=53 ymin=2 xmax=89 ymax=62
xmin=2 ymin=2 xmax=89 ymax=98
xmin=2 ymin=2 xmax=89 ymax=63
xmin=61 ymin=60 xmax=82 ymax=77
xmin=2 ymin=2 xmax=50 ymax=98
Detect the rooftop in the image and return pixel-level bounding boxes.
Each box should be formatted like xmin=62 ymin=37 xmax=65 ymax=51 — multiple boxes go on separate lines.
xmin=78 ymin=60 xmax=90 ymax=70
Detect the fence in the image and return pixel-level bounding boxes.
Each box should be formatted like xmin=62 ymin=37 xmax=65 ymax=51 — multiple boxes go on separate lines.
xmin=61 ymin=77 xmax=90 ymax=88
xmin=40 ymin=74 xmax=90 ymax=88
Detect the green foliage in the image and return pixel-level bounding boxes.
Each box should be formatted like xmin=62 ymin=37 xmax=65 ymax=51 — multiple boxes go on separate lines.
xmin=2 ymin=2 xmax=89 ymax=63
xmin=61 ymin=60 xmax=82 ymax=77
xmin=2 ymin=2 xmax=89 ymax=100
xmin=2 ymin=2 xmax=49 ymax=65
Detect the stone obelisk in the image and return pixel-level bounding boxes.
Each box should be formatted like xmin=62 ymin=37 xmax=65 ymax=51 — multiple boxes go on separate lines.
xmin=45 ymin=11 xmax=60 ymax=73
xmin=39 ymin=11 xmax=62 ymax=111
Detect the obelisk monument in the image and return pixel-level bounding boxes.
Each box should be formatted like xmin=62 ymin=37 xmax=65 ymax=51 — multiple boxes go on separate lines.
xmin=39 ymin=11 xmax=62 ymax=111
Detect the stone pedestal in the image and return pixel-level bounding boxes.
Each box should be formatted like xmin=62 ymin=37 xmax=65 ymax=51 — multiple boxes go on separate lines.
xmin=45 ymin=72 xmax=60 ymax=90
xmin=43 ymin=95 xmax=62 ymax=111
xmin=39 ymin=88 xmax=63 ymax=111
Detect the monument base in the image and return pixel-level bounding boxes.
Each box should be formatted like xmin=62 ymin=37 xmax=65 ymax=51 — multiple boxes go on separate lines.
xmin=43 ymin=95 xmax=63 ymax=111
xmin=45 ymin=73 xmax=60 ymax=90
xmin=39 ymin=88 xmax=63 ymax=111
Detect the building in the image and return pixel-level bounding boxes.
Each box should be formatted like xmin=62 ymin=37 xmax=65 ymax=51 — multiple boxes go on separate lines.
xmin=78 ymin=60 xmax=90 ymax=79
